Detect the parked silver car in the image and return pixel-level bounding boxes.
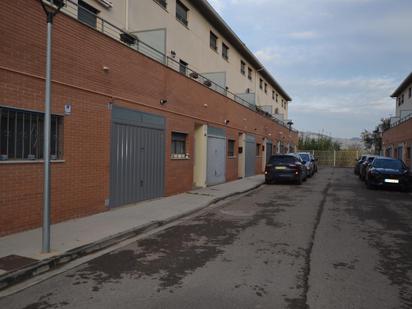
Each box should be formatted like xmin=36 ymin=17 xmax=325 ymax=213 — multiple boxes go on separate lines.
xmin=297 ymin=152 xmax=315 ymax=177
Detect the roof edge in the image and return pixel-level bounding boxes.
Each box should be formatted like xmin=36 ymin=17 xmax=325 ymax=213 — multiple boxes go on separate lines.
xmin=189 ymin=0 xmax=292 ymax=102
xmin=391 ymin=72 xmax=412 ymax=98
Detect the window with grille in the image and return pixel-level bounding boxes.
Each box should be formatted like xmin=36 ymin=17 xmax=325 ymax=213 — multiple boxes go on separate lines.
xmin=228 ymin=139 xmax=235 ymax=157
xmin=0 ymin=107 xmax=63 ymax=161
xmin=248 ymin=67 xmax=252 ymax=80
xmin=171 ymin=132 xmax=187 ymax=158
xmin=176 ymin=0 xmax=188 ymax=26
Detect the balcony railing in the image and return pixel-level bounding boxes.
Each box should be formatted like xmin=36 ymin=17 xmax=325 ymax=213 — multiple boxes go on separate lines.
xmin=62 ymin=0 xmax=296 ymax=132
xmin=389 ymin=112 xmax=412 ymax=129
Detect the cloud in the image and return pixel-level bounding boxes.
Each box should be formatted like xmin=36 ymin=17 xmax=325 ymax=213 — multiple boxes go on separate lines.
xmin=288 ymin=31 xmax=319 ymax=39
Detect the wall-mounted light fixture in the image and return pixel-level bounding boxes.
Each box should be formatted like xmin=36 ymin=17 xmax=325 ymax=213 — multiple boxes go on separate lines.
xmin=160 ymin=99 xmax=168 ymax=105
xmin=224 ymin=119 xmax=230 ymax=125
xmin=103 ymin=66 xmax=110 ymax=72
xmin=171 ymin=50 xmax=176 ymax=58
xmin=203 ymin=103 xmax=208 ymax=108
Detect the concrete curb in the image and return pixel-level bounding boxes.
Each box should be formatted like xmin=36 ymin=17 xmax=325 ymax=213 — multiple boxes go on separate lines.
xmin=0 ymin=181 xmax=264 ymax=292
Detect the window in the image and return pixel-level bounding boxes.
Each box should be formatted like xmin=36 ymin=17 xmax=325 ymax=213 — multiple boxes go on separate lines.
xmin=171 ymin=132 xmax=187 ymax=158
xmin=259 ymin=78 xmax=263 ymax=89
xmin=264 ymin=83 xmax=267 ymax=94
xmin=78 ymin=0 xmax=98 ymax=28
xmin=248 ymin=67 xmax=252 ymax=80
xmin=256 ymin=143 xmax=261 ymax=156
xmin=276 ymin=93 xmax=278 ymax=102
xmin=179 ymin=59 xmax=188 ymax=75
xmin=401 ymin=94 xmax=405 ymax=105
xmin=228 ymin=139 xmax=235 ymax=157
xmin=275 ymin=108 xmax=279 ymax=114
xmin=409 ymin=87 xmax=411 ymax=98
xmin=176 ymin=0 xmax=188 ymax=26
xmin=222 ymin=43 xmax=229 ymax=60
xmin=240 ymin=61 xmax=246 ymax=75
xmin=154 ymin=0 xmax=167 ymax=9
xmin=210 ymin=31 xmax=218 ymax=51
xmin=272 ymin=90 xmax=275 ymax=100
xmin=0 ymin=107 xmax=63 ymax=161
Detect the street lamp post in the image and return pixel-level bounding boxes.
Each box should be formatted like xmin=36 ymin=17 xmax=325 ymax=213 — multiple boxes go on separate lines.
xmin=40 ymin=0 xmax=64 ymax=253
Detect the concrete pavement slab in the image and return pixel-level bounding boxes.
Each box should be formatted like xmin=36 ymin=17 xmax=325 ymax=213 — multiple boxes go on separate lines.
xmin=0 ymin=175 xmax=264 ymax=291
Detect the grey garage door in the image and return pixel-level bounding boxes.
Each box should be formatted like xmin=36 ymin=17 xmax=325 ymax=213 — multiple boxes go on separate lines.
xmin=207 ymin=126 xmax=226 ymax=186
xmin=245 ymin=134 xmax=256 ymax=177
xmin=110 ymin=106 xmax=165 ymax=208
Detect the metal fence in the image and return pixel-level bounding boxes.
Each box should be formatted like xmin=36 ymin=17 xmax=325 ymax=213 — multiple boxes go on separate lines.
xmin=300 ymin=150 xmax=360 ymax=167
xmin=62 ymin=0 xmax=296 ymax=132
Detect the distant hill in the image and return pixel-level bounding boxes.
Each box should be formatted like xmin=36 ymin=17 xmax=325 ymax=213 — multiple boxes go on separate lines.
xmin=299 ymin=132 xmax=364 ymax=150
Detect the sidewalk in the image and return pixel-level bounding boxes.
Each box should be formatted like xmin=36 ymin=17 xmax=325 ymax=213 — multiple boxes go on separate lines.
xmin=0 ymin=175 xmax=264 ymax=291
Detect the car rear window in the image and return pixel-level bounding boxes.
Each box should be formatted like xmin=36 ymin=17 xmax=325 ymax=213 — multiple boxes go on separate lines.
xmin=268 ymin=155 xmax=296 ymax=164
xmin=373 ymin=159 xmax=404 ymax=170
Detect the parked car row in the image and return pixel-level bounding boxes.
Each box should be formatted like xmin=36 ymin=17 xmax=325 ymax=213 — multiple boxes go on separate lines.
xmin=354 ymin=155 xmax=411 ymax=191
xmin=264 ymin=152 xmax=318 ymax=185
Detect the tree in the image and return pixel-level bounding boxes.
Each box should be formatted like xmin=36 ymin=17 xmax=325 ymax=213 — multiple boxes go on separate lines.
xmin=361 ymin=118 xmax=390 ymax=154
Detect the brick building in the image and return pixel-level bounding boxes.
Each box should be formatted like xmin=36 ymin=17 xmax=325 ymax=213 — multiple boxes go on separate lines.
xmin=382 ymin=72 xmax=412 ymax=170
xmin=0 ymin=0 xmax=298 ymax=236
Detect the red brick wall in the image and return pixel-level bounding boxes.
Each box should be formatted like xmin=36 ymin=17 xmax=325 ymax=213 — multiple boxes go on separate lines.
xmin=382 ymin=118 xmax=412 ymax=168
xmin=0 ymin=0 xmax=298 ymax=235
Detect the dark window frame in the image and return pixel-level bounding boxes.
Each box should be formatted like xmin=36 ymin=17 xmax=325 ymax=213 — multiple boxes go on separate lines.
xmin=248 ymin=67 xmax=252 ymax=80
xmin=179 ymin=59 xmax=188 ymax=75
xmin=259 ymin=78 xmax=263 ymax=89
xmin=227 ymin=139 xmax=235 ymax=157
xmin=222 ymin=43 xmax=229 ymax=60
xmin=176 ymin=0 xmax=189 ymax=26
xmin=210 ymin=31 xmax=218 ymax=51
xmin=256 ymin=143 xmax=261 ymax=156
xmin=264 ymin=83 xmax=267 ymax=94
xmin=240 ymin=61 xmax=246 ymax=75
xmin=0 ymin=107 xmax=63 ymax=161
xmin=78 ymin=0 xmax=99 ymax=29
xmin=153 ymin=0 xmax=167 ymax=9
xmin=171 ymin=132 xmax=187 ymax=156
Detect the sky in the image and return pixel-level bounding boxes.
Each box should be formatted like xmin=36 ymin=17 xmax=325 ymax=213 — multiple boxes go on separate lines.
xmin=208 ymin=0 xmax=412 ymax=138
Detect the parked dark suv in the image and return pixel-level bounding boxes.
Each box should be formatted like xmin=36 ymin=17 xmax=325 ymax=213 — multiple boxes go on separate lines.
xmin=265 ymin=154 xmax=306 ymax=185
xmin=365 ymin=157 xmax=411 ymax=191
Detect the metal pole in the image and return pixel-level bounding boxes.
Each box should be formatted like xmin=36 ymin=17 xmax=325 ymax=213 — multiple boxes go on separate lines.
xmin=42 ymin=13 xmax=53 ymax=253
xmin=333 ymin=150 xmax=336 ymax=167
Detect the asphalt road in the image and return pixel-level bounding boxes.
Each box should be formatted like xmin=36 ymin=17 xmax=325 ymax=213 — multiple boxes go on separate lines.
xmin=1 ymin=168 xmax=411 ymax=309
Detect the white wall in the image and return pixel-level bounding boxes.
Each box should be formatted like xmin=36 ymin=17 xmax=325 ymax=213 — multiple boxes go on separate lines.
xmin=72 ymin=0 xmax=290 ymax=118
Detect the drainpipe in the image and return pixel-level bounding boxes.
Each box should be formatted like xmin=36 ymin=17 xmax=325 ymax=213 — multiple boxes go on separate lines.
xmin=125 ymin=0 xmax=129 ymax=31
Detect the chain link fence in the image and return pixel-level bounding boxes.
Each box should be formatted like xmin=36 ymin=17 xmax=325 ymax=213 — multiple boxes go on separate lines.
xmin=300 ymin=150 xmax=360 ymax=167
